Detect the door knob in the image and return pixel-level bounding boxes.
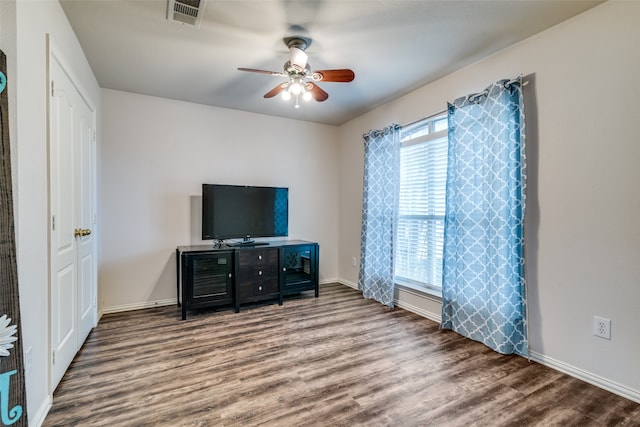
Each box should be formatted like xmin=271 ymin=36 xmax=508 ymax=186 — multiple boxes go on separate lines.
xmin=74 ymin=228 xmax=92 ymax=237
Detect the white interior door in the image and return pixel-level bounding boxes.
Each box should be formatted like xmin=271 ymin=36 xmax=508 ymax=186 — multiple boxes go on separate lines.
xmin=50 ymin=55 xmax=77 ymax=389
xmin=49 ymin=43 xmax=97 ymax=391
xmin=76 ymin=87 xmax=96 ymax=345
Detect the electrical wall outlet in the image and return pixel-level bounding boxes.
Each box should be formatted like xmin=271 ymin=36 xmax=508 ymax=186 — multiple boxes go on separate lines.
xmin=593 ymin=316 xmax=611 ymax=340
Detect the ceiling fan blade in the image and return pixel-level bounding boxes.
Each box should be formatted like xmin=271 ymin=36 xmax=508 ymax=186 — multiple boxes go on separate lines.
xmin=264 ymin=83 xmax=287 ymax=98
xmin=311 ymin=69 xmax=355 ymax=82
xmin=238 ymin=67 xmax=285 ymax=77
xmin=306 ymin=82 xmax=329 ymax=102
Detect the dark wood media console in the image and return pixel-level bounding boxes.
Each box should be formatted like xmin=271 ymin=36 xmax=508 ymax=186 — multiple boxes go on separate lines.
xmin=177 ymin=240 xmax=319 ymax=319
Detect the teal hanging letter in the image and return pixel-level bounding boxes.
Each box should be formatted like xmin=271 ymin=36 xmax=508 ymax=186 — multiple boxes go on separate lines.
xmin=0 ymin=370 xmax=22 ymax=425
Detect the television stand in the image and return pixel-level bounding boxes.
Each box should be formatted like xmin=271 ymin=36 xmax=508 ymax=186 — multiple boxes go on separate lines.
xmin=176 ymin=240 xmax=319 ymax=319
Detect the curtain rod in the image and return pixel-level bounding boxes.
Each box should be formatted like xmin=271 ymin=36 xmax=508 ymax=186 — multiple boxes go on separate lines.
xmin=402 ymin=78 xmax=529 ymax=128
xmin=401 ymin=109 xmax=447 ymax=129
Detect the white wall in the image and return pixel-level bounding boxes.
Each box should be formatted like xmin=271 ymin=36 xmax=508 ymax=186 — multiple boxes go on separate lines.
xmin=100 ymin=89 xmax=339 ymax=311
xmin=338 ymin=1 xmax=640 ymax=401
xmin=7 ymin=0 xmax=101 ymax=424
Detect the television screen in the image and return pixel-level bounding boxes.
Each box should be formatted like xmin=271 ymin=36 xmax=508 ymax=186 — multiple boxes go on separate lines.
xmin=202 ymin=184 xmax=288 ymax=241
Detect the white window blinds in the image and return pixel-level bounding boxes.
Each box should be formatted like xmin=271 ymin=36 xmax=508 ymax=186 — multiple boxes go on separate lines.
xmin=395 ymin=116 xmax=448 ymax=291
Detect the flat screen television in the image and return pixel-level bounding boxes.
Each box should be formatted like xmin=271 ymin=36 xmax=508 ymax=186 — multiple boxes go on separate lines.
xmin=202 ymin=184 xmax=288 ymax=244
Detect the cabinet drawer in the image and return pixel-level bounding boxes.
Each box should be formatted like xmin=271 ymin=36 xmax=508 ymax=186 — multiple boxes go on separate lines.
xmin=238 ymin=248 xmax=278 ymax=266
xmin=238 ymin=264 xmax=278 ymax=281
xmin=237 ymin=277 xmax=279 ymax=300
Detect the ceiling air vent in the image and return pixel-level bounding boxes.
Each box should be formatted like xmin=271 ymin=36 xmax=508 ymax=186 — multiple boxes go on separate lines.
xmin=167 ymin=0 xmax=207 ymax=27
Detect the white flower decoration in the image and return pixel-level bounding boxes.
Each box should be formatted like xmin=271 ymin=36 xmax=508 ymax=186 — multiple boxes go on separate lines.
xmin=0 ymin=314 xmax=18 ymax=357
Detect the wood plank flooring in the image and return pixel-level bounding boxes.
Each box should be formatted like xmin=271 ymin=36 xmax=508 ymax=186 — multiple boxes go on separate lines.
xmin=44 ymin=283 xmax=640 ymax=426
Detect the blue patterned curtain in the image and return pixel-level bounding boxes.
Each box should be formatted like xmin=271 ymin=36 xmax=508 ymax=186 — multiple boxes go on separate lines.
xmin=358 ymin=124 xmax=401 ymax=308
xmin=441 ymin=78 xmax=527 ymax=356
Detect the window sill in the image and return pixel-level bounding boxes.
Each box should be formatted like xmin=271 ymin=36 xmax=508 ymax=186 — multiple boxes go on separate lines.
xmin=396 ymin=281 xmax=442 ymax=300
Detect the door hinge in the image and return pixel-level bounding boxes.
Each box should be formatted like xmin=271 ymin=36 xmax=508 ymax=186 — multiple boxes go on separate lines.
xmin=52 ymin=350 xmax=55 ymax=365
xmin=51 ymin=80 xmax=54 ymax=97
xmin=52 ymin=215 xmax=56 ymax=231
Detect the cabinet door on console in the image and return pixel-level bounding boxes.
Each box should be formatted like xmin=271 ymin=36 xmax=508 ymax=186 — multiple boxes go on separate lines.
xmin=279 ymin=244 xmax=319 ymax=299
xmin=192 ymin=256 xmax=230 ymax=299
xmin=186 ymin=251 xmax=234 ymax=306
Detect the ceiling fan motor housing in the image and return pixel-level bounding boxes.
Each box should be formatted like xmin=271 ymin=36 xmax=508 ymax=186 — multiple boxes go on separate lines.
xmin=284 ymin=36 xmax=312 ymax=51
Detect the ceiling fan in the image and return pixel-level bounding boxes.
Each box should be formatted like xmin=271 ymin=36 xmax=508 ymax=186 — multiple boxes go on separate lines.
xmin=238 ymin=36 xmax=355 ymax=108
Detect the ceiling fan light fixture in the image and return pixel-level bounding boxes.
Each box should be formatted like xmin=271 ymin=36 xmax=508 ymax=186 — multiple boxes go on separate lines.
xmin=290 ymin=81 xmax=303 ymax=95
xmin=281 ymin=90 xmax=292 ymax=101
xmin=302 ymin=91 xmax=312 ymax=101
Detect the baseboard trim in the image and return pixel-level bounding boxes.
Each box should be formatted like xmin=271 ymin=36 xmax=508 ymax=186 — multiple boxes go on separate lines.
xmin=529 ymin=350 xmax=640 ymax=404
xmin=394 ymin=299 xmax=441 ymax=323
xmin=30 ymin=394 xmax=52 ymax=427
xmin=101 ymin=298 xmax=176 ymax=315
xmin=336 ymin=279 xmax=441 ymax=323
xmin=337 ymin=278 xmax=358 ymax=290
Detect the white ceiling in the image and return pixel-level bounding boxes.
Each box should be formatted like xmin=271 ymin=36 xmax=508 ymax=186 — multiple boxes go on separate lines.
xmin=60 ymin=0 xmax=602 ymax=126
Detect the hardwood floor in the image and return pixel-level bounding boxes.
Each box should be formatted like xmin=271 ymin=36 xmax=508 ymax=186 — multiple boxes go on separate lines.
xmin=44 ymin=283 xmax=640 ymax=426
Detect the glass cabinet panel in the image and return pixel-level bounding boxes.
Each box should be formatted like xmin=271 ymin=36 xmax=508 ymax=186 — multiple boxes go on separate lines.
xmin=280 ymin=244 xmax=318 ymax=298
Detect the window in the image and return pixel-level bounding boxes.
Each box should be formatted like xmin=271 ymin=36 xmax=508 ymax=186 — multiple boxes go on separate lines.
xmin=394 ymin=115 xmax=448 ymax=293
